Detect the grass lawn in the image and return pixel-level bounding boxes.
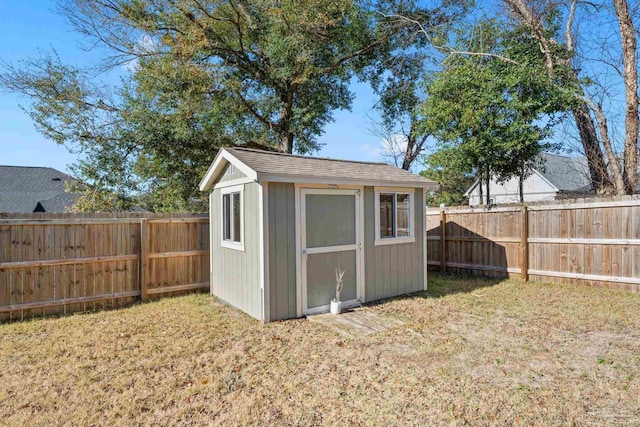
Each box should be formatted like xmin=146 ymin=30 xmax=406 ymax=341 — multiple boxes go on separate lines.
xmin=1 ymin=274 xmax=640 ymax=426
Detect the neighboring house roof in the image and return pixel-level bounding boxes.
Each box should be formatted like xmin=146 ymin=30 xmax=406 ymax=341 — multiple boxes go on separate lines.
xmin=537 ymin=153 xmax=592 ymax=192
xmin=464 ymin=153 xmax=594 ymax=197
xmin=34 ymin=192 xmax=79 ymax=213
xmin=0 ymin=165 xmax=78 ymax=213
xmin=200 ymin=147 xmax=437 ymax=190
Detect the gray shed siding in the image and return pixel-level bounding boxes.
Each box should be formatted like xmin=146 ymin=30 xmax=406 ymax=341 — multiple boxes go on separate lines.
xmin=218 ymin=163 xmax=246 ymax=183
xmin=266 ymin=182 xmax=297 ymax=321
xmin=210 ymin=181 xmax=262 ymax=319
xmin=363 ymin=186 xmax=425 ymax=301
xmin=263 ymin=183 xmax=425 ymax=321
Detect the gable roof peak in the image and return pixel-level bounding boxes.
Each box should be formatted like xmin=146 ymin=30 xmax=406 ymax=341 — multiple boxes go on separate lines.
xmin=199 ymin=144 xmax=437 ymax=191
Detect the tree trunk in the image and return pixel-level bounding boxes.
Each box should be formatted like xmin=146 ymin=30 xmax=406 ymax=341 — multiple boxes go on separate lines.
xmin=402 ymin=128 xmax=428 ymax=171
xmin=485 ymin=163 xmax=491 ymax=205
xmin=276 ymin=130 xmax=294 ymax=153
xmin=519 ymin=172 xmax=524 ymax=203
xmin=502 ymin=0 xmax=618 ymax=195
xmin=276 ymin=84 xmax=296 ymax=154
xmin=402 ymin=135 xmax=416 ymax=171
xmin=478 ymin=167 xmax=483 ymax=206
xmin=572 ymin=104 xmax=613 ymax=194
xmin=587 ymin=99 xmax=627 ymax=195
xmin=613 ymin=0 xmax=639 ymax=194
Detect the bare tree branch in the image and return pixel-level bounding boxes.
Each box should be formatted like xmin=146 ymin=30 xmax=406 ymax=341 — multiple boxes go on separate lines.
xmin=379 ymin=12 xmax=521 ymax=66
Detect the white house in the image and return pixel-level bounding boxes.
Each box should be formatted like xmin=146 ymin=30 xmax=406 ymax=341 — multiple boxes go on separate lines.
xmin=465 ymin=153 xmax=593 ymax=206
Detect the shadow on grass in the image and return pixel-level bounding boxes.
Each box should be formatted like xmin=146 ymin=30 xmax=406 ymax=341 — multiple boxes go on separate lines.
xmin=424 ymin=272 xmax=509 ymax=298
xmin=363 ymin=272 xmax=509 ymax=310
xmin=0 ymin=290 xmax=209 ymax=325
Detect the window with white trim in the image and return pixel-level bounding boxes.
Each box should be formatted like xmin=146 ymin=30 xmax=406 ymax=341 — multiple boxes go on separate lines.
xmin=375 ymin=190 xmax=414 ymax=245
xmin=221 ymin=185 xmax=244 ymax=250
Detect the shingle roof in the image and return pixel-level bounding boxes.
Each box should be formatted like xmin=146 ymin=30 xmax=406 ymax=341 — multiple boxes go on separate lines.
xmin=0 ymin=166 xmax=78 ymax=213
xmin=538 ymin=153 xmax=593 ymax=192
xmin=35 ymin=192 xmax=79 ymax=213
xmin=225 ymin=147 xmax=436 ymax=187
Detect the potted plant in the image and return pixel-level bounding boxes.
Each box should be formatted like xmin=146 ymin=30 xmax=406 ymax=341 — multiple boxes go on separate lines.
xmin=331 ymin=268 xmax=345 ymax=315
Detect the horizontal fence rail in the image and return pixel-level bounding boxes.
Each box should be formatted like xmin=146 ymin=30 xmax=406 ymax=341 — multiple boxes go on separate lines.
xmin=4 ymin=196 xmax=640 ymax=322
xmin=427 ymin=196 xmax=640 ymax=294
xmin=0 ymin=213 xmax=209 ymax=321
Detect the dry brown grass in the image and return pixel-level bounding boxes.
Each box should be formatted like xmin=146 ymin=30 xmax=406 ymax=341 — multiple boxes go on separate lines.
xmin=1 ymin=274 xmax=640 ymax=426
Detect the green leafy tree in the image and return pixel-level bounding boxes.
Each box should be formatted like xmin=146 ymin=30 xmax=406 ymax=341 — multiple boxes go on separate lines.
xmin=0 ymin=53 xmax=139 ymax=212
xmin=61 ymin=0 xmax=385 ymax=154
xmin=421 ymin=148 xmax=474 ymax=206
xmin=368 ymin=1 xmax=470 ymax=170
xmin=504 ymin=0 xmax=639 ymax=196
xmin=420 ymin=21 xmax=568 ymax=205
xmin=1 ymin=0 xmax=393 ymax=211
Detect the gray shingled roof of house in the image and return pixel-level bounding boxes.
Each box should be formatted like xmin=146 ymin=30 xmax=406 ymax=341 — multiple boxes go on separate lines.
xmin=0 ymin=166 xmax=78 ymax=213
xmin=538 ymin=153 xmax=593 ymax=192
xmin=35 ymin=192 xmax=79 ymax=213
xmin=226 ymin=147 xmax=437 ymax=187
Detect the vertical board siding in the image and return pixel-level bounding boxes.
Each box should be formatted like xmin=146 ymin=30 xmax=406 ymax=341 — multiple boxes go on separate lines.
xmin=266 ymin=182 xmax=297 ymax=321
xmin=267 ymin=184 xmax=426 ymax=321
xmin=364 ymin=187 xmax=425 ymax=301
xmin=210 ymin=182 xmax=262 ymax=320
xmin=427 ymin=198 xmax=640 ymax=293
xmin=218 ymin=163 xmax=247 ymax=183
xmin=0 ymin=213 xmax=209 ymax=322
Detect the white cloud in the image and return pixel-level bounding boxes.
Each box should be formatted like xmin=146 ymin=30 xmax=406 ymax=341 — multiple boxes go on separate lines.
xmin=359 ymin=143 xmax=386 ymax=162
xmin=381 ymin=133 xmax=408 ymax=154
xmin=122 ymin=34 xmax=157 ymax=72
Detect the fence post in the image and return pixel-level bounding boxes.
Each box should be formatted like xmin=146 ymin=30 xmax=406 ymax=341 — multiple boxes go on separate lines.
xmin=140 ymin=219 xmax=148 ymax=301
xmin=440 ymin=209 xmax=446 ymax=273
xmin=520 ymin=205 xmax=529 ymax=282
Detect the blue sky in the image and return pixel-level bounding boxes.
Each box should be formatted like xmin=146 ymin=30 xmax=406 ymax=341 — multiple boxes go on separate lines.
xmin=2 ymin=0 xmax=625 ymax=176
xmin=0 ymin=0 xmax=386 ymax=174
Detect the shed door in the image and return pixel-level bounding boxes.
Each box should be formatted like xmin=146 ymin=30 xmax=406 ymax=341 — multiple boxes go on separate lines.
xmin=300 ymin=189 xmax=362 ymax=315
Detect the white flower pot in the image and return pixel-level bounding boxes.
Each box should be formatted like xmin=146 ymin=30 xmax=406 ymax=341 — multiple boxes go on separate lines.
xmin=330 ymin=300 xmax=342 ymax=315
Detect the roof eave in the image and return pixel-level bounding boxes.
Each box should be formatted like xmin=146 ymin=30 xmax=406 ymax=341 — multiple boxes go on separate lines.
xmin=257 ymin=173 xmax=438 ymax=189
xmin=533 ymin=169 xmax=560 ymax=192
xmin=464 ymin=179 xmax=479 ymax=197
xmin=198 ymin=148 xmax=258 ymax=191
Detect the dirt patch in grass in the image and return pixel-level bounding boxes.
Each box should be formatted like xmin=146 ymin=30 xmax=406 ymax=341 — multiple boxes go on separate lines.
xmin=1 ymin=274 xmax=639 ymax=426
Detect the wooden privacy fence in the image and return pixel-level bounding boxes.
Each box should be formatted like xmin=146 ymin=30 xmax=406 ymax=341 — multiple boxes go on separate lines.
xmin=0 ymin=213 xmax=209 ymax=321
xmin=426 ymin=197 xmax=640 ymax=293
xmin=4 ymin=197 xmax=640 ymax=322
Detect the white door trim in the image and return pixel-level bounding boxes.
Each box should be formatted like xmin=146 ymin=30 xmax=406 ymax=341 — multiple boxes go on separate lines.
xmin=297 ymin=187 xmax=364 ymax=316
xmin=306 ymin=244 xmax=358 ymax=255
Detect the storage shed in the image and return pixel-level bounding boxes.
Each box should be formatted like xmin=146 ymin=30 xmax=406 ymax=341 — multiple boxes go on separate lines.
xmin=199 ymin=147 xmax=438 ymax=322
